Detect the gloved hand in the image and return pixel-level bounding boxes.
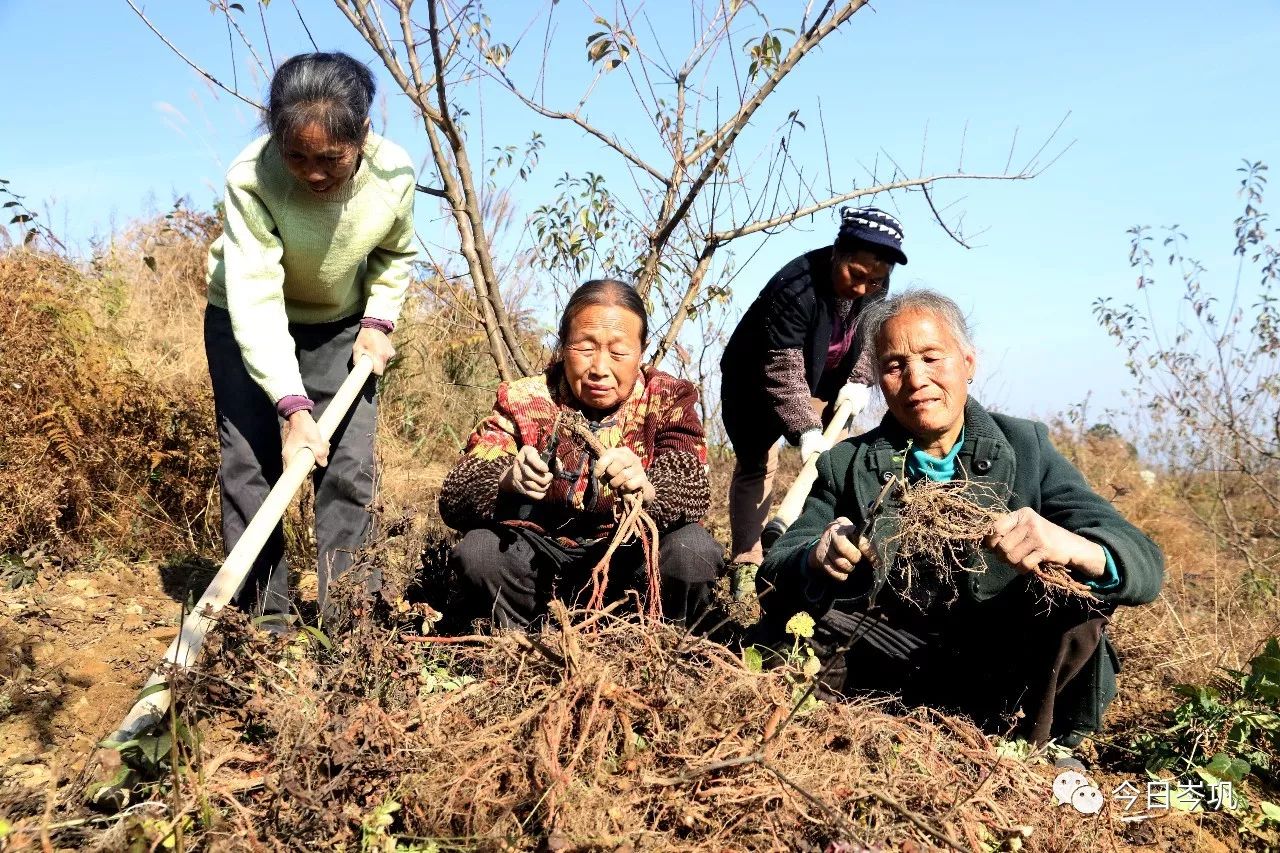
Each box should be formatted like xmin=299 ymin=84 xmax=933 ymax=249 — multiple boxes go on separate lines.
xmin=835 ymin=382 xmax=872 ymax=416
xmin=798 ymin=428 xmax=831 ymax=462
xmin=500 ymin=445 xmax=553 ymax=500
xmin=808 ymin=516 xmax=875 ymax=582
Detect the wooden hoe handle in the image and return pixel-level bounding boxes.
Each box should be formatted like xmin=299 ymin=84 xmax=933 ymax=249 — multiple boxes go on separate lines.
xmin=102 ymin=355 xmax=376 ymax=747
xmin=761 ymin=396 xmax=859 ymax=549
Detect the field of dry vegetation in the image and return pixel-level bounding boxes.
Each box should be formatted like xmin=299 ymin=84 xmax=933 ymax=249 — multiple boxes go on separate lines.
xmin=1 ymin=201 xmax=1278 ymax=852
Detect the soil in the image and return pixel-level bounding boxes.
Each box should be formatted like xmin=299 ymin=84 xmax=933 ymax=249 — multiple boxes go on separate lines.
xmin=0 ymin=557 xmax=218 ymax=790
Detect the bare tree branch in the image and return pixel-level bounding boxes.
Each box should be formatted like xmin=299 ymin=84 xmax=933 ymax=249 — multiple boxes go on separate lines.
xmin=709 ymin=172 xmax=1035 ymax=245
xmin=125 ymin=0 xmax=264 ymax=110
xmin=416 ymin=183 xmax=449 ymax=198
xmin=290 ymin=0 xmax=319 ymax=50
xmin=635 ymin=1 xmax=868 ymax=293
xmin=217 ymin=0 xmax=270 ymax=80
xmin=483 ymin=67 xmax=670 ymax=186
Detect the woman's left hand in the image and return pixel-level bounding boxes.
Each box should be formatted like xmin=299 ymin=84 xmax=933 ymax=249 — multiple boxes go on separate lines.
xmin=353 ymin=327 xmax=396 ymax=375
xmin=593 ymin=447 xmax=656 ymax=503
xmin=985 ymin=507 xmax=1107 ymax=578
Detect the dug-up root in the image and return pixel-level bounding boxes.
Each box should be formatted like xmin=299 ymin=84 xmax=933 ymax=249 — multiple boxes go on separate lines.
xmin=885 ymin=477 xmax=1096 ymax=607
xmin=32 ymin=594 xmax=1112 ymax=852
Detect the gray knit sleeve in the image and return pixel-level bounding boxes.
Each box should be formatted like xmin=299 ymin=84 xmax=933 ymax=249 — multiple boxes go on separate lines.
xmin=762 ymin=348 xmax=821 ymax=444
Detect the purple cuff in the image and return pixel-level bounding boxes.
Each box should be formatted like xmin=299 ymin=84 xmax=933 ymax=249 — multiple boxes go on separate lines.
xmin=360 ymin=317 xmax=395 ymax=334
xmin=276 ymin=395 xmax=315 ymax=419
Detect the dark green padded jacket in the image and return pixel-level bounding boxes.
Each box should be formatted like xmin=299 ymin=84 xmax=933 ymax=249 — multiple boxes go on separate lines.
xmin=758 ymin=397 xmax=1165 ymax=735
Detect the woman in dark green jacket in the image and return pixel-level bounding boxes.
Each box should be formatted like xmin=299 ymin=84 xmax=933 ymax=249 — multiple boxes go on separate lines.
xmin=757 ymin=289 xmax=1164 ymax=746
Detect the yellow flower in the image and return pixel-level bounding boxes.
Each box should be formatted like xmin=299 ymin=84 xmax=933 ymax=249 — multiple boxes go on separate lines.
xmin=785 ymin=612 xmax=815 ymax=639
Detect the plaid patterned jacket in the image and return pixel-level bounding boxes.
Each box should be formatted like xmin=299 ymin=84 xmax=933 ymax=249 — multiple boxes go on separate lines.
xmin=439 ymin=364 xmax=710 ymax=542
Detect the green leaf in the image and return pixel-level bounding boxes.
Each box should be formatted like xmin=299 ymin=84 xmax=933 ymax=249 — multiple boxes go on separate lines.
xmin=1260 ymin=801 xmax=1280 ymax=824
xmin=742 ymin=646 xmax=764 ymax=673
xmin=1251 ymin=656 xmax=1280 ymax=677
xmin=1202 ymin=752 xmax=1251 ymax=782
xmin=136 ymin=681 xmax=170 ymax=702
xmin=301 ymin=625 xmax=334 ymax=650
xmin=136 ymin=731 xmax=173 ymax=767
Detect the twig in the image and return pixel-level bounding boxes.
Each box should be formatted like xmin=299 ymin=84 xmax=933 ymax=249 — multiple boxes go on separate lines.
xmin=125 ymin=0 xmax=264 ymax=110
xmin=401 ymin=633 xmax=491 ymax=644
xmin=865 ymin=790 xmax=976 ymax=853
xmin=290 ymin=0 xmax=318 ymax=50
xmin=643 ymin=752 xmax=764 ymax=786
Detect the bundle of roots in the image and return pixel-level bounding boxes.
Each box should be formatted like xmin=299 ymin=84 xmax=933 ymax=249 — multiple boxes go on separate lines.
xmin=49 ymin=592 xmax=1106 ymax=852
xmin=883 ymin=477 xmax=1095 ymax=610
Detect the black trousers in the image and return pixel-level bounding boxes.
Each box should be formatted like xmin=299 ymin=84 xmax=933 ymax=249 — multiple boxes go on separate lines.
xmin=204 ymin=305 xmax=379 ymax=618
xmin=450 ymin=522 xmax=722 ymax=630
xmin=766 ymin=577 xmax=1110 ymax=744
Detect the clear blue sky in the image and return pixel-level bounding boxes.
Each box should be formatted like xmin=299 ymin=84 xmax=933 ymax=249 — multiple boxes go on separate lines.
xmin=3 ymin=1 xmax=1278 ymax=423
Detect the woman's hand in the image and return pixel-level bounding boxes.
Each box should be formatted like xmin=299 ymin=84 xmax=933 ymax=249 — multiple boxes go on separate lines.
xmin=593 ymin=447 xmax=656 ymax=503
xmin=500 ymin=445 xmax=553 ymax=501
xmin=985 ymin=507 xmax=1107 ymax=578
xmin=281 ymin=410 xmax=329 ymax=468
xmin=352 ymin=327 xmax=396 ymax=375
xmin=808 ymin=516 xmax=875 ymax=582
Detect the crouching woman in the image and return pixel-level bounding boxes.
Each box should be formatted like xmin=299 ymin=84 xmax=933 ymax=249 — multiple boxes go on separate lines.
xmin=439 ymin=280 xmax=723 ymax=629
xmin=757 ymin=289 xmax=1164 ymax=745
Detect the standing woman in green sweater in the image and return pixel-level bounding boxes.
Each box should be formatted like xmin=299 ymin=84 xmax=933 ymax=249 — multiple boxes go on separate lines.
xmin=204 ymin=52 xmax=417 ymax=621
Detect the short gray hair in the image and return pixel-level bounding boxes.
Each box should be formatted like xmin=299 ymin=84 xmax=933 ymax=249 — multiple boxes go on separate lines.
xmin=267 ymin=52 xmax=375 ymax=146
xmin=859 ymin=288 xmax=975 ymax=368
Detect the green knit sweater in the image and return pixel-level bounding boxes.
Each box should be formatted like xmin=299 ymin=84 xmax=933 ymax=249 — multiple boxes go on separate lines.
xmin=206 ymin=132 xmax=417 ymax=403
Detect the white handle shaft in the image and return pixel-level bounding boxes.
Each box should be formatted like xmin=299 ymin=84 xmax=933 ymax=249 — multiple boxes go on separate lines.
xmin=770 ymin=397 xmax=858 ymax=529
xmin=104 ymin=355 xmax=375 ymax=745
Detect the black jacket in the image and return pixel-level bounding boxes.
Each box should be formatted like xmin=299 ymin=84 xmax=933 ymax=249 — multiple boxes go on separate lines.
xmin=721 ymin=248 xmax=879 ymax=444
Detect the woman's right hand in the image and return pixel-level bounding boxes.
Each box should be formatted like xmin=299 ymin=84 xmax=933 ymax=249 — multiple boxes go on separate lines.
xmin=808 ymin=516 xmax=875 ymax=582
xmin=500 ymin=445 xmax=553 ymax=500
xmin=281 ymin=410 xmax=329 ymax=468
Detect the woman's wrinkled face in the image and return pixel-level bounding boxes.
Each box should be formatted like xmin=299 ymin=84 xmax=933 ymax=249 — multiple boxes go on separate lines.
xmin=561 ymin=303 xmax=645 ymax=414
xmin=280 ymin=119 xmax=365 ymax=195
xmin=832 ymin=249 xmax=891 ymax=300
xmin=876 ymin=308 xmax=975 ymax=452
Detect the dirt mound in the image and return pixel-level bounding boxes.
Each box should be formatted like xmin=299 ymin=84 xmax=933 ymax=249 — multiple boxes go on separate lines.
xmin=11 ymin=580 xmax=1130 ymax=852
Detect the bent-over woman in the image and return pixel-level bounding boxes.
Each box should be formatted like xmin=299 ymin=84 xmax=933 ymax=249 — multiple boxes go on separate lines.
xmin=721 ymin=206 xmax=907 ymax=592
xmin=205 ymin=52 xmax=417 ymax=621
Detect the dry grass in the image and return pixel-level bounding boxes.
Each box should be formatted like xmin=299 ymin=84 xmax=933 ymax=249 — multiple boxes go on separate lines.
xmin=35 ymin=582 xmax=1112 ymax=852
xmin=0 ymin=247 xmax=218 ymax=558
xmin=2 ymin=209 xmax=1279 ymax=851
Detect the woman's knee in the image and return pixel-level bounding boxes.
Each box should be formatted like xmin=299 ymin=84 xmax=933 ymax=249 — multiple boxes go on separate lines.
xmin=449 ymin=528 xmax=507 ymax=588
xmin=659 ymin=523 xmax=724 ymax=584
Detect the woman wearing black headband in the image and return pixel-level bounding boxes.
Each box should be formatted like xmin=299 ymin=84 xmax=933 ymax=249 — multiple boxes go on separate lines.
xmin=720 ymin=206 xmax=907 ymax=596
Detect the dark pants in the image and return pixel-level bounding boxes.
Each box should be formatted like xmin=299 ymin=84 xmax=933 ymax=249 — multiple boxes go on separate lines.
xmin=723 ymin=392 xmax=841 ymax=566
xmin=451 ymin=522 xmax=722 ymax=630
xmin=204 ymin=305 xmax=379 ymax=617
xmin=779 ymin=579 xmax=1111 ymax=744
